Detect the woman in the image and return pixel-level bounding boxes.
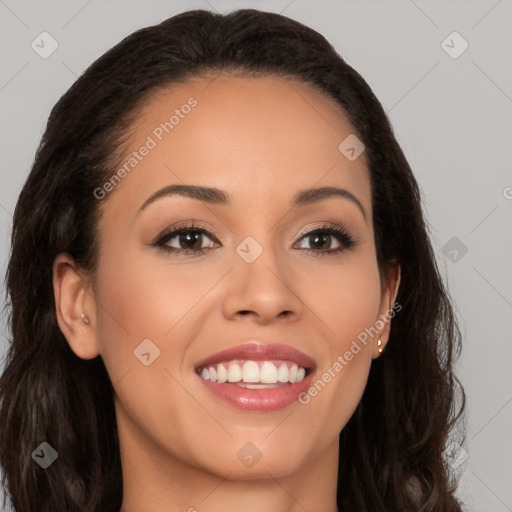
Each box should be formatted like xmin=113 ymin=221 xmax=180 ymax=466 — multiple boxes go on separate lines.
xmin=0 ymin=8 xmax=466 ymax=511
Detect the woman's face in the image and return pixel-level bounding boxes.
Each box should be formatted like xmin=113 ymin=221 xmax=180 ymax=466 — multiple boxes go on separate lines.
xmin=61 ymin=74 xmax=399 ymax=486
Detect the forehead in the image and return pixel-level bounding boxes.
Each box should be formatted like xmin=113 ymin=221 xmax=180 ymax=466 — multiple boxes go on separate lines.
xmin=103 ymin=73 xmax=371 ymax=219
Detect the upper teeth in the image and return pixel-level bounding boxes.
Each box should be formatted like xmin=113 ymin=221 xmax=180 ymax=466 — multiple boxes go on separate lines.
xmin=198 ymin=360 xmax=306 ymax=384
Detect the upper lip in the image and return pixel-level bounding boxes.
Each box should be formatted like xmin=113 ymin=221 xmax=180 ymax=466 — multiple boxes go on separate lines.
xmin=195 ymin=342 xmax=317 ymax=371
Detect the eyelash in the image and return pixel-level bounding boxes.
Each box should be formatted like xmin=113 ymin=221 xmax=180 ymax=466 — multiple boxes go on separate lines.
xmin=153 ymin=221 xmax=357 ymax=257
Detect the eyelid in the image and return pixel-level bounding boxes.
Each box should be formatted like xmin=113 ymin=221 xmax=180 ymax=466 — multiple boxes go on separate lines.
xmin=293 ymin=223 xmax=357 ymax=254
xmin=293 ymin=222 xmax=354 ymax=241
xmin=152 ymin=221 xmax=221 ymax=246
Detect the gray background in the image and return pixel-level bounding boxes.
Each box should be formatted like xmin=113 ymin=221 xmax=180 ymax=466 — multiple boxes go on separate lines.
xmin=1 ymin=0 xmax=511 ymax=510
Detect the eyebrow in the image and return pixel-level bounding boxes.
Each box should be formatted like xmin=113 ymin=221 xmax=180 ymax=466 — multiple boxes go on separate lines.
xmin=138 ymin=184 xmax=367 ymax=221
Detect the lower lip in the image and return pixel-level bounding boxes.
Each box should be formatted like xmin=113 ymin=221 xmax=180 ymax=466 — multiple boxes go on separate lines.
xmin=197 ymin=372 xmax=315 ymax=411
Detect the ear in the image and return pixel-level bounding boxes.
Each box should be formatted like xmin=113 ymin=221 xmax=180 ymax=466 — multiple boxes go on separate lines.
xmin=53 ymin=253 xmax=100 ymax=360
xmin=372 ymin=260 xmax=401 ymax=359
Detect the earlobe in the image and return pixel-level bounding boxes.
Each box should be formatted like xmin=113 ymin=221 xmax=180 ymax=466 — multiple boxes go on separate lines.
xmin=53 ymin=253 xmax=100 ymax=360
xmin=373 ymin=261 xmax=401 ymax=359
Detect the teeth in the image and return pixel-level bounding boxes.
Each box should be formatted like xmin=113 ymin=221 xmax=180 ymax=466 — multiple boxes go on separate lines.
xmin=227 ymin=363 xmax=242 ymax=382
xmin=243 ymin=361 xmax=260 ymax=383
xmin=260 ymin=361 xmax=278 ymax=383
xmin=236 ymin=382 xmax=283 ymax=389
xmin=217 ymin=363 xmax=228 ymax=383
xmin=289 ymin=363 xmax=298 ymax=383
xmin=277 ymin=363 xmax=289 ymax=382
xmin=198 ymin=360 xmax=307 ymax=385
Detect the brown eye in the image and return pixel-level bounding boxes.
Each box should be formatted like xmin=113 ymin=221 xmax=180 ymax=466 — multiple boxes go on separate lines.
xmin=165 ymin=230 xmax=214 ymax=250
xmin=294 ymin=225 xmax=356 ymax=255
xmin=154 ymin=224 xmax=220 ymax=255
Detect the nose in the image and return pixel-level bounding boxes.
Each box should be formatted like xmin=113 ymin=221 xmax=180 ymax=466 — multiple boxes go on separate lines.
xmin=222 ymin=240 xmax=304 ymax=325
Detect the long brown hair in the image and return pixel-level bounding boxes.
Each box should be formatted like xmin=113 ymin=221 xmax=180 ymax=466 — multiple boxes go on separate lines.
xmin=1 ymin=9 xmax=466 ymax=511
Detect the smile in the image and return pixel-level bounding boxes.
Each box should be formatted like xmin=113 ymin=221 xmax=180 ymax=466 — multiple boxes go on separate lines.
xmin=197 ymin=360 xmax=307 ymax=385
xmin=194 ymin=342 xmax=316 ymax=411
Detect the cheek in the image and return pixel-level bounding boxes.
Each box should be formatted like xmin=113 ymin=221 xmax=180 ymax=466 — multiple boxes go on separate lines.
xmin=294 ymin=254 xmax=381 ymax=433
xmin=91 ymin=249 xmax=214 ymax=457
xmin=300 ymin=252 xmax=382 ymax=347
xmin=92 ymin=246 xmax=231 ymax=379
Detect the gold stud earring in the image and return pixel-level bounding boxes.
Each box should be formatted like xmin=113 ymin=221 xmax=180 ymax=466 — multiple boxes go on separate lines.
xmin=377 ymin=338 xmax=383 ymax=353
xmin=81 ymin=313 xmax=90 ymax=325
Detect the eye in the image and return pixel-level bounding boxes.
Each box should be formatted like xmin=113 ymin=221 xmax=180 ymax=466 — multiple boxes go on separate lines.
xmin=152 ymin=222 xmax=356 ymax=257
xmin=153 ymin=222 xmax=220 ymax=255
xmin=294 ymin=224 xmax=356 ymax=256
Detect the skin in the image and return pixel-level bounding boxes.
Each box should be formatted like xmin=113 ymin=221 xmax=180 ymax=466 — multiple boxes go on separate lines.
xmin=53 ymin=74 xmax=400 ymax=512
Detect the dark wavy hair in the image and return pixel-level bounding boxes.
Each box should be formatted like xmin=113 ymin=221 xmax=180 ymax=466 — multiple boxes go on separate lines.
xmin=0 ymin=8 xmax=466 ymax=511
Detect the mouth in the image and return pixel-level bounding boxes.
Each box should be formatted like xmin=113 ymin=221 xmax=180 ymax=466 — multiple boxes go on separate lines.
xmin=194 ymin=342 xmax=316 ymax=411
